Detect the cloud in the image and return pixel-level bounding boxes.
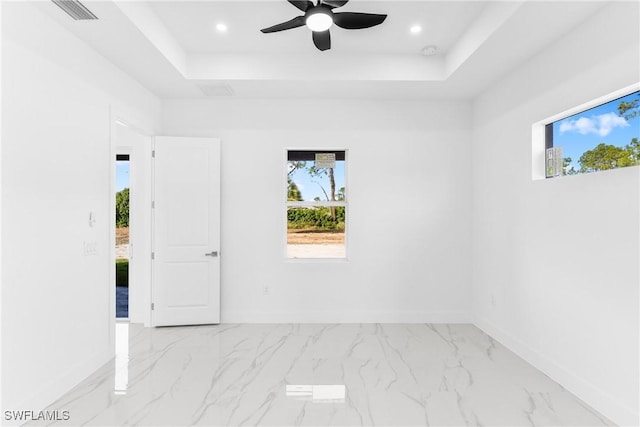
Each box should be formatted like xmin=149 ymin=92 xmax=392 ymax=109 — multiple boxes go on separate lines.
xmin=559 ymin=112 xmax=629 ymax=137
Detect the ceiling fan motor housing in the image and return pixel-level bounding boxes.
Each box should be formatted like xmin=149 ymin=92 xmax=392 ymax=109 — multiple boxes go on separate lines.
xmin=305 ymin=6 xmax=334 ymax=32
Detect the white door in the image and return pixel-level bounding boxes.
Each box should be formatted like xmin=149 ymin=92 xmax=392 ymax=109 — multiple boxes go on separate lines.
xmin=152 ymin=136 xmax=221 ymax=326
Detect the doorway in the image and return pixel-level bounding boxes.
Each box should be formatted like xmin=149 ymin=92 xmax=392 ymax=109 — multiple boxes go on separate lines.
xmin=115 ymin=153 xmax=130 ymax=319
xmin=112 ymin=119 xmax=153 ymax=326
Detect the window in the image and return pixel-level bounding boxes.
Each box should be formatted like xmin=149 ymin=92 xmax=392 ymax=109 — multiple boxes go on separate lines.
xmin=545 ymin=89 xmax=639 ymax=177
xmin=286 ymin=150 xmax=346 ymax=259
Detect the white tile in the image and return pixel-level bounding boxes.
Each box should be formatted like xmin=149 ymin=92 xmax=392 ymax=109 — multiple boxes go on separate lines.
xmin=28 ymin=323 xmax=613 ymax=426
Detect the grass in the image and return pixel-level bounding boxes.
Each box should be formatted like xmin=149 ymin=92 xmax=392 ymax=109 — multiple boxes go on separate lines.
xmin=116 ymin=259 xmax=128 ymax=287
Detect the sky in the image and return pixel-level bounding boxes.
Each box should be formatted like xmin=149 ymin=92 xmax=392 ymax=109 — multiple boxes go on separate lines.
xmin=553 ymin=91 xmax=640 ymax=172
xmin=116 ymin=161 xmax=129 ymax=192
xmin=288 ymin=161 xmax=346 ymax=202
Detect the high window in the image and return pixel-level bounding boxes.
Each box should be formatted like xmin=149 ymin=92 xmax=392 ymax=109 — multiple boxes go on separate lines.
xmin=286 ymin=150 xmax=346 ymax=259
xmin=545 ymin=90 xmax=639 ymax=177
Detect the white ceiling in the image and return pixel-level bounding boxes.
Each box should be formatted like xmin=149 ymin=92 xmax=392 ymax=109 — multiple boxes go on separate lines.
xmin=148 ymin=1 xmax=486 ymax=54
xmin=35 ymin=0 xmax=608 ymax=100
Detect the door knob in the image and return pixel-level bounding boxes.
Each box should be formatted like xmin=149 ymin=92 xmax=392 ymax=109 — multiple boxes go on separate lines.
xmin=205 ymin=251 xmax=218 ymax=257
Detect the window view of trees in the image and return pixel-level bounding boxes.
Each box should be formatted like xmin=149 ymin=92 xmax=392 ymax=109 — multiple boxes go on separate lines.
xmin=551 ymin=90 xmax=640 ymax=176
xmin=116 ymin=187 xmax=130 ymax=227
xmin=286 ymin=151 xmax=346 ymax=259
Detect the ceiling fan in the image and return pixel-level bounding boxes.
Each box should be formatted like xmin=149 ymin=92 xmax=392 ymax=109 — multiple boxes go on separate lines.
xmin=261 ymin=0 xmax=387 ymax=51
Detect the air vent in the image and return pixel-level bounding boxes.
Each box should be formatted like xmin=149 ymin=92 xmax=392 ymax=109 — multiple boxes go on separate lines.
xmin=52 ymin=0 xmax=98 ymax=20
xmin=198 ymin=84 xmax=236 ymax=97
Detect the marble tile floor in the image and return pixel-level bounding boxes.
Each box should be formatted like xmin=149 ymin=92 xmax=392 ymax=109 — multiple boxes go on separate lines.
xmin=28 ymin=323 xmax=613 ymax=427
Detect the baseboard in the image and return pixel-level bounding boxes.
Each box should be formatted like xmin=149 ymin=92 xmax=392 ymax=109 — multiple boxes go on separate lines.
xmin=474 ymin=316 xmax=639 ymax=426
xmin=5 ymin=347 xmax=113 ymax=425
xmin=222 ymin=310 xmax=471 ymax=324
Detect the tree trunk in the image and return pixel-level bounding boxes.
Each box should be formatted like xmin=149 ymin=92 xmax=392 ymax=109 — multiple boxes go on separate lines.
xmin=329 ymin=167 xmax=336 ymax=220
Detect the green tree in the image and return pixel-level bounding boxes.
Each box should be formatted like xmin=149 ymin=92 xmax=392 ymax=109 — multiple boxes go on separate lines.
xmin=618 ymin=93 xmax=639 ymax=120
xmin=288 ymin=160 xmax=306 ymax=176
xmin=578 ymin=142 xmax=638 ymax=173
xmin=628 ymin=137 xmax=640 ymax=164
xmin=287 ymin=178 xmax=303 ymax=201
xmin=306 ymin=164 xmax=337 ymax=220
xmin=115 ymin=188 xmax=130 ymax=227
xmin=562 ymin=157 xmax=578 ymax=175
xmin=287 ymin=160 xmax=340 ymax=202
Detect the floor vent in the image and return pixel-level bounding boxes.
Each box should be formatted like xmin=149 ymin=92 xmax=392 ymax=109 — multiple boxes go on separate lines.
xmin=52 ymin=0 xmax=98 ymax=20
xmin=198 ymin=84 xmax=236 ymax=97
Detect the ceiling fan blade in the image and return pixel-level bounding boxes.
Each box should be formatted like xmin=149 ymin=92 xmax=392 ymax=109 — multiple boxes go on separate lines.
xmin=322 ymin=0 xmax=349 ymax=8
xmin=261 ymin=16 xmax=306 ymax=33
xmin=333 ymin=12 xmax=387 ymax=29
xmin=312 ymin=30 xmax=331 ymax=51
xmin=288 ymin=0 xmax=313 ymax=12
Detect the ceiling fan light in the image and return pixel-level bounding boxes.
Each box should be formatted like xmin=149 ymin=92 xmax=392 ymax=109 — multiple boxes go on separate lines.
xmin=306 ymin=10 xmax=333 ymax=32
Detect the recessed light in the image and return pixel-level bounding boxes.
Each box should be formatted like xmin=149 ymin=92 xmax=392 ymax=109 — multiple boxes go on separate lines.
xmin=216 ymin=23 xmax=228 ymax=33
xmin=410 ymin=25 xmax=422 ymax=34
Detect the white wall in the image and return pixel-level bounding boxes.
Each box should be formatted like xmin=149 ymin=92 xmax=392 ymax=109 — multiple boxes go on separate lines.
xmin=471 ymin=2 xmax=639 ymax=425
xmin=163 ymin=98 xmax=472 ymax=323
xmin=1 ymin=1 xmax=161 ymax=413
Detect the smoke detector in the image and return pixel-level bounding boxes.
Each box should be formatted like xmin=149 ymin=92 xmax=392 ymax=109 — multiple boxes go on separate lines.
xmin=421 ymin=45 xmax=439 ymax=56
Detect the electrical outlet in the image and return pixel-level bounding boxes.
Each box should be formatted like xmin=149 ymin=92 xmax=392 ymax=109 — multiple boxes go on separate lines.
xmin=83 ymin=241 xmax=97 ymax=256
xmin=263 ymin=286 xmax=270 ymax=296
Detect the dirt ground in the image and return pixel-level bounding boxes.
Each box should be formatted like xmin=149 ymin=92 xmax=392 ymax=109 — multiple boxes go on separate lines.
xmin=116 ymin=227 xmax=129 ymax=245
xmin=118 ymin=226 xmax=342 ymax=246
xmin=287 ymin=231 xmax=345 ymax=245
